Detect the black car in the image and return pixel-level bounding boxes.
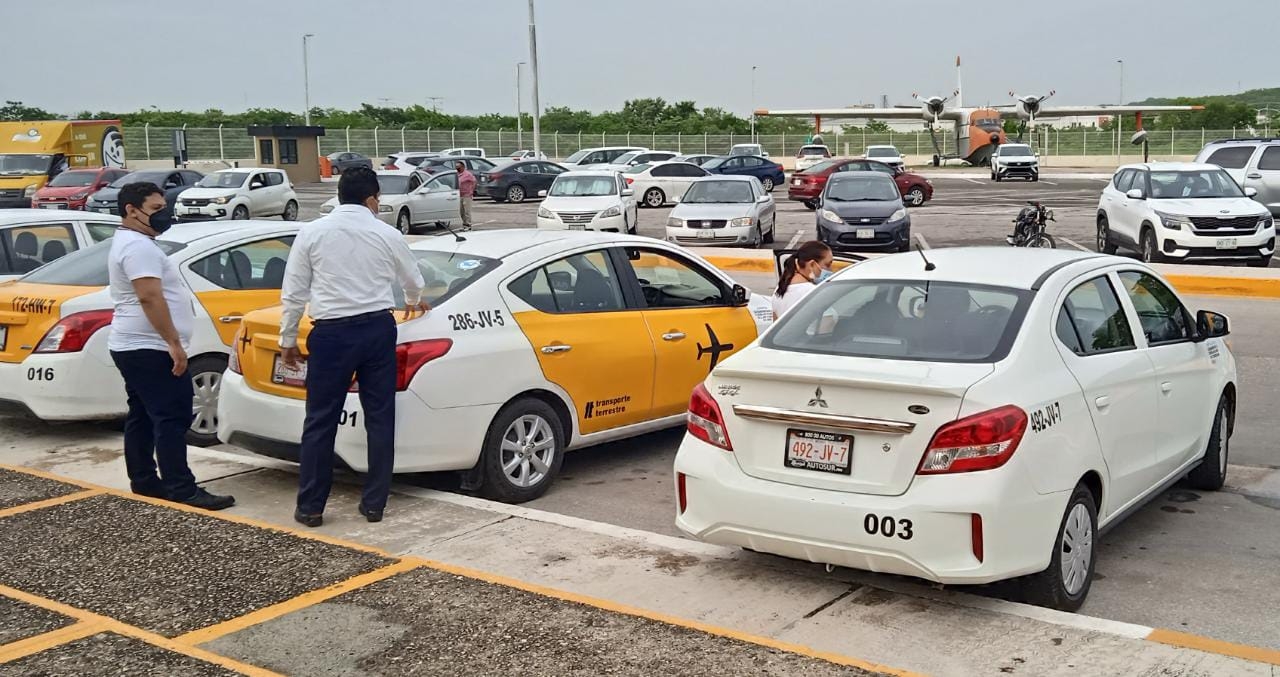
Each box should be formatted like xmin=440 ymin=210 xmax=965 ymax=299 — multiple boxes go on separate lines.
xmin=326 ymin=151 xmax=373 ymax=174
xmin=479 ymin=161 xmax=568 ymax=203
xmin=86 ymin=169 xmax=205 ymax=215
xmin=418 ymin=156 xmax=496 ymax=176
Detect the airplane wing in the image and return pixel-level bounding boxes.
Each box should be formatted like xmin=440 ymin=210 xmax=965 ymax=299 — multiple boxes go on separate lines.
xmin=999 ymin=105 xmax=1203 ymax=120
xmin=754 ymin=108 xmax=965 ymax=122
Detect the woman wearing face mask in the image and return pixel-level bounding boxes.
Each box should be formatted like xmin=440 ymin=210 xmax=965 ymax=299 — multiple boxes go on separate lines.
xmin=771 ymin=240 xmax=833 ymax=320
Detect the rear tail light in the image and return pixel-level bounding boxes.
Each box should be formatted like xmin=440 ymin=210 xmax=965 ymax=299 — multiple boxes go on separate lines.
xmin=228 ymin=328 xmax=243 ymax=374
xmin=677 ymin=472 xmax=688 ymax=514
xmin=971 ymin=513 xmax=984 ymax=562
xmin=687 ymin=383 xmax=732 ymax=451
xmin=917 ymin=405 xmax=1027 ymax=474
xmin=625 ymin=177 xmax=634 ymax=185
xmin=488 ymin=173 xmax=503 ymax=181
xmin=395 ymin=339 xmax=452 ymax=391
xmin=386 ymin=162 xmax=398 ymax=170
xmin=34 ymin=310 xmax=113 ymax=353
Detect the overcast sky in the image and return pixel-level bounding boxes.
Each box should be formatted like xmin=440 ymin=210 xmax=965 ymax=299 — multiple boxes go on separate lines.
xmin=6 ymin=0 xmax=1276 ymax=116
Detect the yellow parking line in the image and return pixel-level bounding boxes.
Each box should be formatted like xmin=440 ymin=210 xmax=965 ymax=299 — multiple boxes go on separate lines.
xmin=703 ymin=255 xmax=775 ymax=273
xmin=403 ymin=556 xmax=922 ymax=677
xmin=1163 ymin=274 xmax=1280 ymax=299
xmin=0 ymin=621 xmax=106 ymax=663
xmin=0 ymin=489 xmax=104 ymax=520
xmin=176 ymin=558 xmax=421 ymax=645
xmin=1147 ymin=628 xmax=1280 ymax=666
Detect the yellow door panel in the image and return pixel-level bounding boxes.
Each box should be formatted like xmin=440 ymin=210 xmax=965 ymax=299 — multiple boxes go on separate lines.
xmin=194 ymin=290 xmax=284 ymax=346
xmin=643 ymin=307 xmax=758 ymax=419
xmin=0 ymin=283 xmax=101 ymax=363
xmin=513 ymin=309 xmax=654 ymax=435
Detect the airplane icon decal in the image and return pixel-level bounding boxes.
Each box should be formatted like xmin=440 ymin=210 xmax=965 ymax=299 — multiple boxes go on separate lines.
xmin=696 ymin=323 xmax=735 ymax=371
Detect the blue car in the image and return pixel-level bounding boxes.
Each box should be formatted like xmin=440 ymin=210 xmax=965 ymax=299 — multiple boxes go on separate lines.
xmin=702 ymin=155 xmax=786 ymax=193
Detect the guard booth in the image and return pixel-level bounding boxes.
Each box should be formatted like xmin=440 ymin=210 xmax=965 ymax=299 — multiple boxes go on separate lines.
xmin=247 ymin=125 xmax=325 ymax=184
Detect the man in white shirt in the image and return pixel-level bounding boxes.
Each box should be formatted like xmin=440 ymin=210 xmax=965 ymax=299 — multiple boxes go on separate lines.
xmin=280 ymin=166 xmax=427 ymax=527
xmin=108 ymin=182 xmax=234 ymax=510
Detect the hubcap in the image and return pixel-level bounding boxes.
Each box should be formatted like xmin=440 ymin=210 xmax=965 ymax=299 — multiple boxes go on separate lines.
xmin=1059 ymin=502 xmax=1093 ymax=596
xmin=398 ymin=214 xmax=409 ymax=232
xmin=500 ymin=414 xmax=555 ymax=488
xmin=190 ymin=371 xmax=222 ymax=434
xmin=909 ymin=190 xmax=923 ymax=205
xmin=647 ymin=191 xmax=662 ymax=207
xmin=1098 ymin=224 xmax=1106 ymax=250
xmin=1144 ymin=236 xmax=1154 ymax=261
xmin=763 ymin=179 xmax=773 ymax=191
xmin=286 ymin=203 xmax=297 ymax=219
xmin=510 ymin=186 xmax=524 ymax=201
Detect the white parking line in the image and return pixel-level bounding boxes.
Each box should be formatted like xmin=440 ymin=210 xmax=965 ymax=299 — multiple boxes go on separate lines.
xmin=960 ymin=178 xmax=984 ymax=185
xmin=914 ymin=233 xmax=931 ymax=250
xmin=786 ymin=230 xmax=805 ymax=249
xmin=1039 ymin=180 xmax=1059 ymax=186
xmin=1059 ymin=237 xmax=1091 ymax=252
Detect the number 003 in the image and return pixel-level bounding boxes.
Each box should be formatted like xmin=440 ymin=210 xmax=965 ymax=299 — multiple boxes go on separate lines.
xmin=863 ymin=513 xmax=913 ymax=540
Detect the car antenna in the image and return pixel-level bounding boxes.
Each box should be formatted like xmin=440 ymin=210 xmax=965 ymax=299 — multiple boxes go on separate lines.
xmin=437 ymin=221 xmax=467 ymax=242
xmin=917 ymin=244 xmax=935 ymax=271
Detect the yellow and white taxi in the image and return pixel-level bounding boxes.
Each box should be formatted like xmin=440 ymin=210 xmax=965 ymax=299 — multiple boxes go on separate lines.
xmin=217 ymin=229 xmax=774 ymax=502
xmin=0 ymin=221 xmax=299 ymax=445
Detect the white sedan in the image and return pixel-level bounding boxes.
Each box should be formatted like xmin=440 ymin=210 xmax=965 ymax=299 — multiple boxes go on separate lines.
xmin=536 ymin=171 xmax=638 ymax=234
xmin=217 ymin=230 xmax=774 ymax=503
xmin=665 ymin=176 xmax=776 ymax=247
xmin=0 ymin=209 xmax=120 ymax=281
xmin=674 ymin=247 xmax=1236 ymax=610
xmin=0 ymin=221 xmax=299 ymax=445
xmin=624 ymin=161 xmax=709 ymax=208
xmin=321 ymin=170 xmax=462 ymax=234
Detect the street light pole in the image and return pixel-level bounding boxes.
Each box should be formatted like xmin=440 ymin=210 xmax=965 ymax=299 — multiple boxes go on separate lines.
xmin=527 ymin=0 xmax=542 ymax=158
xmin=1117 ymin=59 xmax=1125 ymax=105
xmin=1115 ymin=59 xmax=1124 ymax=164
xmin=750 ymin=65 xmax=758 ymax=141
xmin=302 ymin=34 xmax=315 ymax=126
xmin=516 ymin=62 xmax=526 ymax=150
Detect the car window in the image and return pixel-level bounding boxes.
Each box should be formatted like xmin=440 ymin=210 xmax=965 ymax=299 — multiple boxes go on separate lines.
xmin=164 ymin=173 xmax=182 ymax=188
xmin=867 ymin=162 xmax=895 ymax=175
xmin=1058 ymin=276 xmax=1136 ymax=356
xmin=1117 ymin=271 xmax=1193 ymax=345
xmin=23 ymin=238 xmax=186 ymax=286
xmin=680 ymin=164 xmax=708 ymax=177
xmin=406 ymin=174 xmax=423 ymax=192
xmin=722 ymin=158 xmax=743 ymax=169
xmin=617 ymin=174 xmax=628 ymax=194
xmin=86 ymin=223 xmax=117 ymax=243
xmin=651 ymin=164 xmax=682 ymax=178
xmin=1258 ymin=146 xmax=1280 ymax=171
xmin=623 ymin=248 xmax=726 ymax=309
xmin=430 ymin=174 xmax=458 ymax=191
xmin=1205 ymin=146 xmax=1257 ymax=170
xmin=543 ymin=164 xmax=565 ymax=175
xmin=249 ymin=173 xmax=267 ymax=188
xmin=265 ymin=172 xmax=285 ymax=186
xmin=189 ymin=236 xmax=295 ymax=290
xmin=508 ymin=250 xmax=625 ymax=313
xmin=1055 ymin=306 xmax=1084 ymax=355
xmin=516 ymin=164 xmax=539 ymax=174
xmin=1113 ymin=169 xmax=1134 ymax=192
xmin=0 ymin=224 xmax=77 ymax=275
xmin=743 ymin=157 xmax=764 ymax=168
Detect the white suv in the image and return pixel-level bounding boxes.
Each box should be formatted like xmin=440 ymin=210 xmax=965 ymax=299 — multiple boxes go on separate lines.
xmin=1096 ymin=162 xmax=1275 ymax=266
xmin=991 ymin=143 xmax=1039 ymax=181
xmin=1194 ymin=138 xmax=1280 ymax=217
xmin=176 ymin=169 xmax=299 ymax=222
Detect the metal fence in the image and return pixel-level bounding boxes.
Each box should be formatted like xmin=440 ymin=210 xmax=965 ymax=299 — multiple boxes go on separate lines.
xmin=121 ymin=125 xmax=1270 ymax=163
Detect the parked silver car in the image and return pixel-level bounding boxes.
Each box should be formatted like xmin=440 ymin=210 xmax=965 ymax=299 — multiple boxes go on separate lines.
xmin=1196 ymin=138 xmax=1280 ymax=216
xmin=664 ymin=175 xmax=776 ymax=247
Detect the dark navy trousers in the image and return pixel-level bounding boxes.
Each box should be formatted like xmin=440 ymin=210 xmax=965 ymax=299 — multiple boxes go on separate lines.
xmin=109 ymin=349 xmax=198 ymax=500
xmin=296 ymin=311 xmax=397 ymax=515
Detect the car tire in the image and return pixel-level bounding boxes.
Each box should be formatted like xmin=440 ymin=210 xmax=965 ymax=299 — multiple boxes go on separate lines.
xmin=762 ymin=217 xmax=776 ymax=244
xmin=644 ymin=188 xmax=665 ymax=208
xmin=750 ymin=225 xmax=763 ymax=248
xmin=761 ymin=177 xmax=775 ymax=192
xmin=803 ymin=199 xmax=817 ymax=211
xmin=905 ymin=187 xmax=926 ymax=207
xmin=1186 ymin=395 xmax=1231 ymax=491
xmin=1140 ymin=227 xmax=1164 ymax=264
xmin=282 ymin=200 xmax=299 ymax=221
xmin=396 ymin=209 xmax=411 ymax=235
xmin=1096 ymin=215 xmax=1119 ymax=254
xmin=232 ymin=205 xmax=249 ymax=220
xmin=506 ymin=184 xmax=527 ymax=204
xmin=477 ymin=397 xmax=565 ymax=503
xmin=186 ymin=354 xmax=228 ymax=447
xmin=1031 ymin=174 xmax=1039 ymax=182
xmin=1022 ymin=483 xmax=1097 ymax=612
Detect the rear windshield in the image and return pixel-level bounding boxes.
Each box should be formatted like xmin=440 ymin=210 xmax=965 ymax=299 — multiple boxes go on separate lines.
xmin=764 ymin=279 xmax=1030 ymax=363
xmin=867 ymin=147 xmax=898 ymax=157
xmin=23 ymin=238 xmax=187 ymax=286
xmin=624 ymin=164 xmax=651 ymax=174
xmin=109 ymin=171 xmax=169 ymax=188
xmin=396 ymin=251 xmax=500 ymax=307
xmin=799 ymin=146 xmax=831 ymax=157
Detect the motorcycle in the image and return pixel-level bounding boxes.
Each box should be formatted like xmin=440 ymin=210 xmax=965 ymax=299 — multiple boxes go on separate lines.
xmin=1006 ymin=201 xmax=1057 ymax=248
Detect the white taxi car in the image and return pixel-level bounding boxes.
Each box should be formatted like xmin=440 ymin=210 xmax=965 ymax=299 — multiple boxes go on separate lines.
xmin=675 ymin=247 xmax=1235 ymax=610
xmin=321 ymin=170 xmax=462 ymax=234
xmin=0 ymin=210 xmax=120 ymax=282
xmin=0 ymin=221 xmax=299 ymax=445
xmin=217 ymin=230 xmax=774 ymax=502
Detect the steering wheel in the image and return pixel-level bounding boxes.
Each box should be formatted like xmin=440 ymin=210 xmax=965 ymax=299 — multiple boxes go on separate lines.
xmin=643 ymin=286 xmax=663 ymax=305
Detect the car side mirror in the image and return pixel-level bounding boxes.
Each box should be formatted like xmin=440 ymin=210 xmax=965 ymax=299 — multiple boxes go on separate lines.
xmin=731 ymin=284 xmax=750 ymax=307
xmin=538 ymin=189 xmax=548 ymax=197
xmin=757 ymin=194 xmax=770 ymax=203
xmin=1244 ymin=187 xmax=1259 ymax=197
xmin=1196 ymin=310 xmax=1229 ymax=339
xmin=1126 ymin=188 xmax=1145 ymax=200
xmin=622 ymin=189 xmax=635 ymax=197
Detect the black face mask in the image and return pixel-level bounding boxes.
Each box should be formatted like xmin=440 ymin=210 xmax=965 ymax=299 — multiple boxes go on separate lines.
xmin=144 ymin=206 xmax=175 ymax=234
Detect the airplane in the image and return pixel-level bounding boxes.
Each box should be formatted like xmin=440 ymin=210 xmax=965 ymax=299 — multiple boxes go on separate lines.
xmin=696 ymin=323 xmax=734 ymax=371
xmin=754 ymin=57 xmax=1204 ymax=167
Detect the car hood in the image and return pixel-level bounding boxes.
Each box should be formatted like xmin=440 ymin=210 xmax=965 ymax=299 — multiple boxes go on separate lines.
xmin=671 ymin=202 xmax=755 ymax=219
xmin=1149 ymin=197 xmax=1270 ymax=217
xmin=36 ymin=185 xmax=93 ymax=198
xmin=823 ymin=199 xmax=902 ymax=218
xmin=178 ymin=187 xmax=242 ymax=200
xmin=541 ymin=195 xmax=621 ymax=212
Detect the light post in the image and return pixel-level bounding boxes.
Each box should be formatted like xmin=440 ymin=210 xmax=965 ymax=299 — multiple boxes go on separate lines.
xmin=1117 ymin=59 xmax=1125 ymax=105
xmin=750 ymin=65 xmax=758 ymax=141
xmin=516 ymin=61 xmax=527 ymax=150
xmin=302 ymin=34 xmax=314 ymax=125
xmin=527 ymin=0 xmax=542 ymax=158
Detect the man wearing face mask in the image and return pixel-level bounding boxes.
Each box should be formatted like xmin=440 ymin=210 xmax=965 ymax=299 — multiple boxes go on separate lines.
xmin=108 ymin=182 xmax=235 ymax=510
xmin=280 ymin=166 xmax=427 ymax=527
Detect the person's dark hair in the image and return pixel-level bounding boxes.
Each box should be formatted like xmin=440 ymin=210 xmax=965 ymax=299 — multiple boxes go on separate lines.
xmin=338 ymin=166 xmax=380 ymax=205
xmin=454 ymin=161 xmax=465 ymax=171
xmin=118 ymin=182 xmax=163 ymax=216
xmin=776 ymin=240 xmax=832 ymax=296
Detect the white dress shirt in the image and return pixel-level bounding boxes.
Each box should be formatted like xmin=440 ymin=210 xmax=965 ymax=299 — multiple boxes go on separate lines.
xmin=279 ymin=204 xmax=426 ymax=348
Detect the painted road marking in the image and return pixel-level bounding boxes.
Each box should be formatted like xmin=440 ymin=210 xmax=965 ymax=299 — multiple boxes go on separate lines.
xmin=0 ymin=489 xmax=104 ymax=520
xmin=914 ymin=233 xmax=931 ymax=249
xmin=1147 ymin=628 xmax=1280 ymax=667
xmin=1059 ymin=237 xmax=1092 ymax=252
xmin=960 ymin=177 xmax=984 ymax=184
xmin=1039 ymin=180 xmax=1059 ymax=185
xmin=0 ymin=621 xmax=105 ymax=663
xmin=786 ymin=229 xmax=805 ymax=249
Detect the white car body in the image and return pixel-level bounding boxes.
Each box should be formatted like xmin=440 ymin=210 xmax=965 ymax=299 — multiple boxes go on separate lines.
xmin=0 ymin=221 xmax=299 ymax=441
xmin=536 ymin=171 xmax=639 ymax=234
xmin=729 ymin=143 xmax=769 ymax=158
xmin=1195 ymin=138 xmax=1280 ymax=216
xmin=593 ymin=150 xmax=680 ymax=173
xmin=665 ymin=176 xmax=776 ymax=247
xmin=0 ymin=209 xmax=121 ymax=281
xmin=320 ymin=170 xmax=462 ymax=234
xmin=383 ymin=151 xmax=439 ymax=171
xmin=560 ymin=147 xmax=648 ymax=170
xmin=795 ymin=145 xmax=833 ymax=172
xmin=624 ymin=161 xmax=709 ymax=208
xmin=990 ymin=144 xmax=1039 ymax=181
xmin=864 ymin=145 xmax=905 ymax=169
xmin=1097 ymin=162 xmax=1275 ymax=265
xmin=672 ymin=154 xmax=716 ymax=166
xmin=176 ymin=169 xmax=299 ymax=221
xmin=509 ymin=150 xmax=548 ymax=161
xmin=217 ymin=230 xmax=775 ymax=502
xmin=675 ymin=247 xmax=1236 ymax=610
xmin=439 ymin=147 xmax=486 ymax=158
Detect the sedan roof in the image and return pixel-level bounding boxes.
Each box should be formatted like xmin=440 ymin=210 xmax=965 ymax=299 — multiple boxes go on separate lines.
xmin=839 ymin=247 xmax=1104 ymax=291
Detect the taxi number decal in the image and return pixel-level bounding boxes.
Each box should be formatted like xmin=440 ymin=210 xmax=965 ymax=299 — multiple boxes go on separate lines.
xmin=13 ymin=297 xmax=57 ymax=314
xmin=1029 ymin=402 xmax=1062 ymax=434
xmin=339 ymin=410 xmax=359 ymax=427
xmin=864 ymin=513 xmax=913 ymax=540
xmin=27 ymin=367 xmax=54 ymax=382
xmin=449 ymin=310 xmax=505 ymax=331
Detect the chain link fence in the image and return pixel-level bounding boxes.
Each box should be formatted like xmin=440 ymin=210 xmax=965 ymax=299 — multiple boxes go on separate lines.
xmin=122 ymin=126 xmax=1269 ymax=163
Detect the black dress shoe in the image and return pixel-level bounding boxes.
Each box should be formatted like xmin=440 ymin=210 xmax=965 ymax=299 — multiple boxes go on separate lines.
xmin=358 ymin=504 xmax=383 ymax=523
xmin=175 ymin=488 xmax=235 ymax=511
xmin=294 ymin=509 xmax=323 ymax=528
xmin=131 ymin=483 xmax=168 ymax=500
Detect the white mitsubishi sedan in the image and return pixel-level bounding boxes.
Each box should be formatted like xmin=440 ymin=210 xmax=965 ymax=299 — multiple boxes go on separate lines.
xmin=675 ymin=248 xmax=1236 ymax=611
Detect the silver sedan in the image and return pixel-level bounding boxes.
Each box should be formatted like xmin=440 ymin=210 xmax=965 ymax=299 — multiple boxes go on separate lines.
xmin=664 ymin=176 xmax=777 ymax=248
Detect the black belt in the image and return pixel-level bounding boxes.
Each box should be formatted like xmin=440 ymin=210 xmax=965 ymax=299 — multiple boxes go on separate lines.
xmin=312 ymin=309 xmax=392 ymax=326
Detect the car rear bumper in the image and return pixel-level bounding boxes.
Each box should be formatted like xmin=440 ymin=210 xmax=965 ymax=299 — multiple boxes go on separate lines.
xmin=0 ymin=350 xmax=126 ymax=421
xmin=674 ymin=436 xmax=1065 ymax=585
xmin=788 ymin=183 xmax=822 ymax=201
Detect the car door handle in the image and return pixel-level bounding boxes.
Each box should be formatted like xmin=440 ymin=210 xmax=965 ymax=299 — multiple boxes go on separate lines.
xmin=219 ymin=315 xmax=243 ymax=324
xmin=1247 ymin=173 xmax=1263 ymax=180
xmin=1094 ymin=396 xmax=1111 ymax=410
xmin=662 ymin=332 xmax=686 ymax=341
xmin=1160 ymin=381 xmax=1173 ymax=394
xmin=540 ymin=344 xmax=572 ymax=354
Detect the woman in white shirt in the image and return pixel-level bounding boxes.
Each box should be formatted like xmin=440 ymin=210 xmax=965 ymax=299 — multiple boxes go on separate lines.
xmin=771 ymin=241 xmax=833 ymax=319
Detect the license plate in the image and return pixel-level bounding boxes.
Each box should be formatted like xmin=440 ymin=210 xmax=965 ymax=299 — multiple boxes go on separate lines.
xmin=697 ymin=230 xmax=715 ymax=239
xmin=785 ymin=429 xmax=853 ymax=475
xmin=568 ymin=224 xmax=586 ymax=231
xmin=40 ymin=203 xmax=64 ymax=209
xmin=272 ymin=356 xmax=307 ymax=387
xmin=93 ymin=207 xmax=112 ymax=214
xmin=857 ymin=228 xmax=875 ymax=239
xmin=793 ymin=178 xmax=802 ymax=186
xmin=0 ymin=325 xmax=6 ymax=351
xmin=187 ymin=208 xmax=202 ymax=215
xmin=1216 ymin=238 xmax=1238 ymax=250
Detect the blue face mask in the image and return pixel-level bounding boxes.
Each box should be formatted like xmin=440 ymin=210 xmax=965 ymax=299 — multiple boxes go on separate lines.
xmin=815 ymin=268 xmax=834 ymax=283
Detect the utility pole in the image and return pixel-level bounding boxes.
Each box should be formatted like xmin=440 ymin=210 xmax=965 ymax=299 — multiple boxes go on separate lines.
xmin=516 ymin=62 xmax=526 ymax=150
xmin=425 ymin=97 xmax=444 ymax=112
xmin=527 ymin=0 xmax=542 ymax=158
xmin=1117 ymin=59 xmax=1124 ymax=105
xmin=750 ymin=65 xmax=758 ymax=141
xmin=302 ymin=34 xmax=314 ymax=125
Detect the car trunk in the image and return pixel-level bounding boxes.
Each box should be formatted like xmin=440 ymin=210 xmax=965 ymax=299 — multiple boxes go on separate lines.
xmin=713 ymin=349 xmax=992 ymax=497
xmin=0 ymin=283 xmax=102 ymax=363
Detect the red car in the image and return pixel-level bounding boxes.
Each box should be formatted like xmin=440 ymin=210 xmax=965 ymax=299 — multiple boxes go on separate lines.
xmin=31 ymin=167 xmax=130 ymax=211
xmin=788 ymin=158 xmax=932 ymax=209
